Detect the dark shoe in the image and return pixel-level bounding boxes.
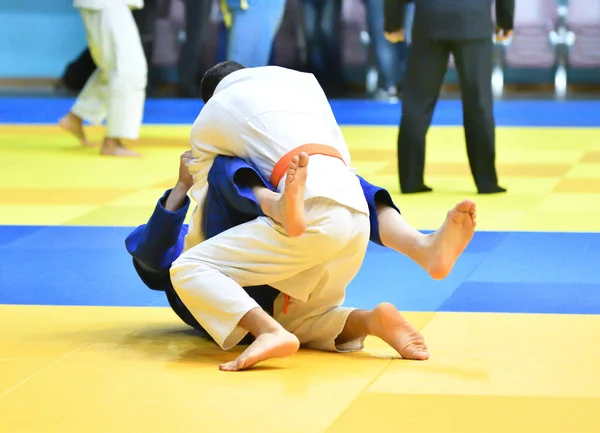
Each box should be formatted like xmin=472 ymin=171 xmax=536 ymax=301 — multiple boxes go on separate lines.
xmin=478 ymin=185 xmax=507 ymax=194
xmin=401 ymin=185 xmax=433 ymax=194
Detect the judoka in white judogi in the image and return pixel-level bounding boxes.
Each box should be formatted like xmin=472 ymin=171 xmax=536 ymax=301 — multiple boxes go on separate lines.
xmin=59 ymin=0 xmax=147 ymax=156
xmin=171 ymin=65 xmax=371 ymax=353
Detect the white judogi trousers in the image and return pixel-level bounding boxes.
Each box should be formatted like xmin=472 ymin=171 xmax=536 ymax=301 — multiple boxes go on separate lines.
xmin=71 ymin=2 xmax=147 ymax=139
xmin=170 ymin=198 xmax=370 ymax=352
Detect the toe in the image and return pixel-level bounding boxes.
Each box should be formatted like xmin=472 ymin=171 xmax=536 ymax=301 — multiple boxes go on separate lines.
xmin=298 ymin=152 xmax=309 ymax=167
xmin=219 ymin=362 xmax=233 ymax=371
xmin=417 ymin=350 xmax=430 ymax=360
xmin=456 ymin=200 xmax=474 ymax=213
xmin=405 ymin=345 xmax=429 ymax=360
xmin=219 ymin=359 xmax=243 ymax=371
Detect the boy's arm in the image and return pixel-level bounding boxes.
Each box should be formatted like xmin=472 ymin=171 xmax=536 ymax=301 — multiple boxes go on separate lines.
xmin=184 ymin=101 xmax=238 ymax=250
xmin=164 ymin=151 xmax=194 ymax=212
xmin=125 ymin=152 xmax=194 ymax=289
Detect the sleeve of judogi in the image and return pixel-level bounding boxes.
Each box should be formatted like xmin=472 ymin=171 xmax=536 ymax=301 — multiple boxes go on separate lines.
xmin=357 ymin=176 xmax=401 ymax=246
xmin=210 ymin=156 xmax=276 ymax=215
xmin=125 ymin=189 xmax=190 ymax=290
xmin=202 ymin=156 xmax=277 ymax=240
xmin=183 ymin=158 xmax=212 ymax=252
xmin=184 ymin=99 xmax=239 ymax=251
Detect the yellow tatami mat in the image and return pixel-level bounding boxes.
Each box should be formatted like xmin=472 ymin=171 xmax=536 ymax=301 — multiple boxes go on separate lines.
xmin=1 ymin=120 xmax=600 ymax=432
xmin=0 ymin=306 xmax=599 ymax=432
xmin=1 ymin=124 xmax=600 ymax=231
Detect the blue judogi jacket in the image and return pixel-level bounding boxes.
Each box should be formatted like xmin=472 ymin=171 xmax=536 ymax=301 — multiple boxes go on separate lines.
xmin=125 ymin=156 xmax=399 ymax=337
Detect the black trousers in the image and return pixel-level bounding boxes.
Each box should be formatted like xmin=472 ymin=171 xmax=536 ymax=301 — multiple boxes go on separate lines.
xmin=398 ymin=37 xmax=499 ymax=193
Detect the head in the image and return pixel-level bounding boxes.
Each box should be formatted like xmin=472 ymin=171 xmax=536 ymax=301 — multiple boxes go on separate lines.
xmin=200 ymin=61 xmax=246 ymax=103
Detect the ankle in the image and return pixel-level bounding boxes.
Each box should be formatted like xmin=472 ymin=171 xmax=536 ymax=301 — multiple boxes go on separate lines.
xmin=422 ymin=232 xmax=436 ymax=248
xmin=239 ymin=307 xmax=285 ymax=337
xmin=66 ymin=112 xmax=83 ymax=124
xmin=364 ymin=309 xmax=381 ymax=335
xmin=337 ymin=309 xmax=371 ymax=345
xmin=254 ymin=188 xmax=283 ymax=222
xmin=102 ymin=137 xmax=120 ymax=149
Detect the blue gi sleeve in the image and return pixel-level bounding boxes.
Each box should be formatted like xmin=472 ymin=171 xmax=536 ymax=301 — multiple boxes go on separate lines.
xmin=125 ymin=189 xmax=190 ymax=291
xmin=203 ymin=155 xmax=276 ymax=239
xmin=209 ymin=155 xmax=275 ymax=212
xmin=357 ymin=175 xmax=401 ymax=246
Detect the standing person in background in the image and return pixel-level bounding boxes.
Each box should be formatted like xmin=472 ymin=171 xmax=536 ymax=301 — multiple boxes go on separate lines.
xmin=384 ymin=0 xmax=514 ymax=194
xmin=59 ymin=0 xmax=147 ymax=157
xmin=177 ymin=0 xmax=213 ymax=98
xmin=300 ymin=0 xmax=344 ymax=97
xmin=364 ymin=0 xmax=414 ymax=101
xmin=57 ymin=0 xmax=158 ymax=95
xmin=220 ymin=0 xmax=287 ymax=68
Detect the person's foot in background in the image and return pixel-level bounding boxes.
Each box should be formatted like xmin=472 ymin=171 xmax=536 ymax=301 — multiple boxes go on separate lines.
xmin=374 ymin=86 xmax=399 ymax=102
xmin=478 ymin=185 xmax=507 ymax=194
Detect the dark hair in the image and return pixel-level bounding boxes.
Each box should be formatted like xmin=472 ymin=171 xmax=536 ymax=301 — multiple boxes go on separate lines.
xmin=200 ymin=61 xmax=246 ymax=103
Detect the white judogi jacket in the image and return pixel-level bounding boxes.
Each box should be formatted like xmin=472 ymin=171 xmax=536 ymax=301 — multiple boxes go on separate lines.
xmin=73 ymin=0 xmax=143 ymax=9
xmin=185 ymin=66 xmax=369 ymax=250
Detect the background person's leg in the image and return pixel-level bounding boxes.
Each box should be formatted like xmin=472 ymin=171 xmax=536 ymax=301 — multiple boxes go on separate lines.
xmin=227 ymin=0 xmax=286 ymax=67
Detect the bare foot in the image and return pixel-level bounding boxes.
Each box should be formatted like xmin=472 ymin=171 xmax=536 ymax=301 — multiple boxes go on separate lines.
xmin=58 ymin=113 xmax=94 ymax=147
xmin=367 ymin=302 xmax=429 ymax=360
xmin=219 ymin=330 xmax=300 ymax=372
xmin=278 ymin=152 xmax=309 ymax=237
xmin=100 ymin=138 xmax=141 ymax=157
xmin=426 ymin=199 xmax=476 ymax=280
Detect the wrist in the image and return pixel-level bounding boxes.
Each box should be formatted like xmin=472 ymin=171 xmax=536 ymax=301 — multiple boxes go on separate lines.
xmin=174 ymin=180 xmax=192 ymax=194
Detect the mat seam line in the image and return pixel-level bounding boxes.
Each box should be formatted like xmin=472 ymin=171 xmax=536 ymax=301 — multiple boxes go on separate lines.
xmin=0 ymin=343 xmax=90 ymax=400
xmin=322 ymin=311 xmax=439 ymax=433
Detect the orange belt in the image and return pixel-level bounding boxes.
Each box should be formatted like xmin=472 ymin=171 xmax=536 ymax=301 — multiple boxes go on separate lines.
xmin=272 ymin=144 xmax=346 ymax=314
xmin=270 ymin=143 xmax=345 ymax=188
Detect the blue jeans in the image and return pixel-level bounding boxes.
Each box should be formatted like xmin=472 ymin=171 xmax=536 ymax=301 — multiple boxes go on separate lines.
xmin=224 ymin=0 xmax=286 ymax=67
xmin=178 ymin=0 xmax=212 ymax=95
xmin=300 ymin=0 xmax=343 ymax=91
xmin=364 ymin=0 xmax=414 ymax=89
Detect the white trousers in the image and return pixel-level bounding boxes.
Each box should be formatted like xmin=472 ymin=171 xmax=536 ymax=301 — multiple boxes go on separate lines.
xmin=71 ymin=3 xmax=147 ymax=139
xmin=170 ymin=198 xmax=370 ymax=352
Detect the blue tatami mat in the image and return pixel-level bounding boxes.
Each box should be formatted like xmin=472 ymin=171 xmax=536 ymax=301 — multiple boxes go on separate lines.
xmin=467 ymin=232 xmax=600 ymax=285
xmin=441 ymin=282 xmax=600 ymax=315
xmin=0 ymin=225 xmax=598 ymax=314
xmin=1 ymin=97 xmax=600 ymax=127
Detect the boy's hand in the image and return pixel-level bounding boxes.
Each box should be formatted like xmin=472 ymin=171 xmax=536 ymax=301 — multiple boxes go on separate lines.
xmin=178 ymin=150 xmax=194 ymax=190
xmin=385 ymin=29 xmax=405 ymax=43
xmin=495 ymin=28 xmax=513 ymax=42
